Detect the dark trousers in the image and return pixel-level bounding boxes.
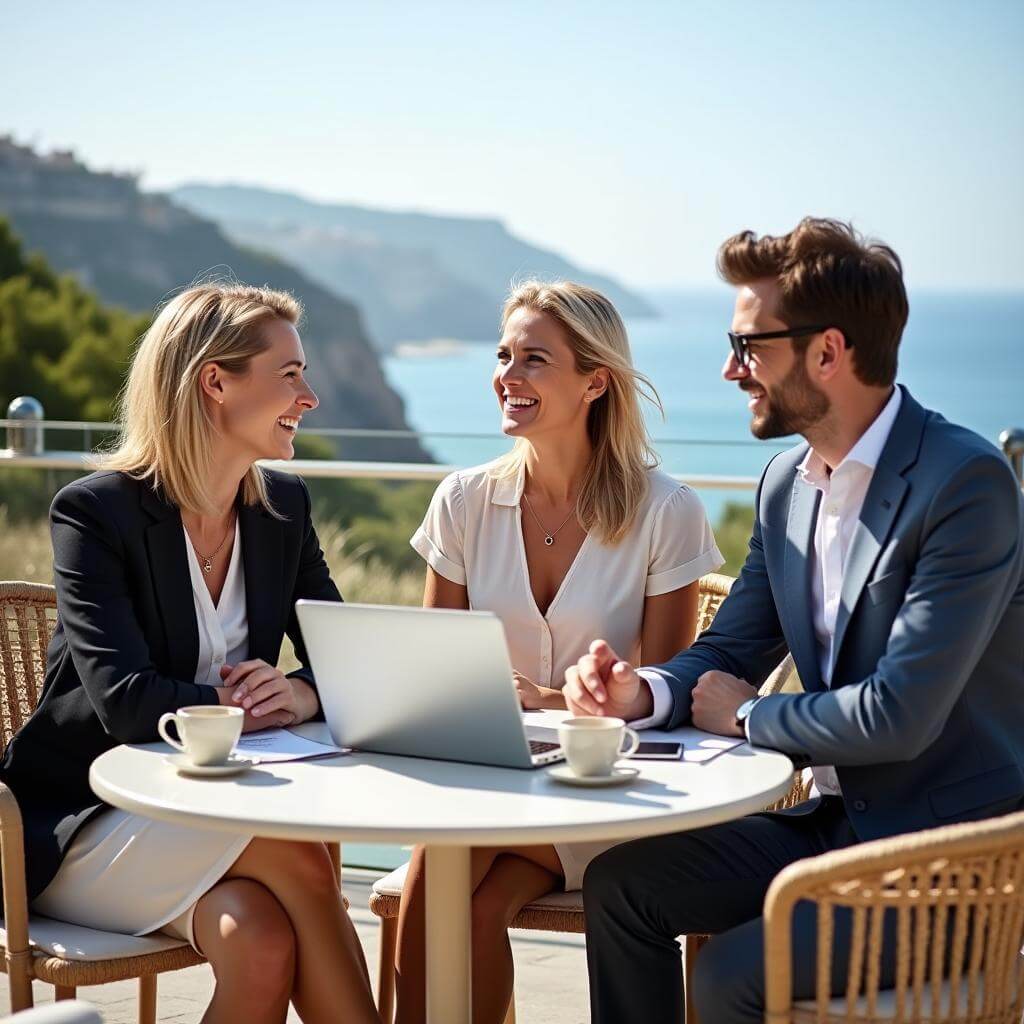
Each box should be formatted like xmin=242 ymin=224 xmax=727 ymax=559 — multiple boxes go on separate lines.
xmin=582 ymin=797 xmax=904 ymax=1024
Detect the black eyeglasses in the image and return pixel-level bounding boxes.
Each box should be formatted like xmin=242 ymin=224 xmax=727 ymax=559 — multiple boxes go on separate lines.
xmin=727 ymin=325 xmax=834 ymax=367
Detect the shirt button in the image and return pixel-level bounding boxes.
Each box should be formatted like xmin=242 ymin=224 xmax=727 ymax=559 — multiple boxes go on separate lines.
xmin=852 ymin=798 xmax=868 ymax=812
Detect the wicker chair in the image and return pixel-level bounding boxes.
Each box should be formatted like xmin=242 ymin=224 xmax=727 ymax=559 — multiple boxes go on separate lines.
xmin=763 ymin=809 xmax=1024 ymax=1024
xmin=368 ymin=572 xmax=811 ymax=1023
xmin=0 ymin=581 xmax=206 ymax=1020
xmin=0 ymin=580 xmax=349 ymax=1020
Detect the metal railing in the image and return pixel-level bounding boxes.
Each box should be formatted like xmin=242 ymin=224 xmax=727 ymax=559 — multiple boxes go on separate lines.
xmin=3 ymin=402 xmax=1023 ymax=491
xmin=0 ymin=405 xmax=769 ymax=491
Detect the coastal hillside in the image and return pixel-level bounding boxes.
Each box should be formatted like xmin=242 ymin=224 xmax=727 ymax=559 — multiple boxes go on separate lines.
xmin=172 ymin=184 xmax=657 ymax=348
xmin=0 ymin=138 xmax=425 ymax=459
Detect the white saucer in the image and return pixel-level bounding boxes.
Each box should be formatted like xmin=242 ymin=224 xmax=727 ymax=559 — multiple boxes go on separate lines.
xmin=165 ymin=753 xmax=254 ymax=778
xmin=547 ymin=765 xmax=640 ymax=788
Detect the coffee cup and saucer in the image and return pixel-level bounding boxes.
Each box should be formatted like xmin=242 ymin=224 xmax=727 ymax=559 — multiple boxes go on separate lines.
xmin=548 ymin=717 xmax=641 ymax=787
xmin=158 ymin=705 xmax=252 ymax=778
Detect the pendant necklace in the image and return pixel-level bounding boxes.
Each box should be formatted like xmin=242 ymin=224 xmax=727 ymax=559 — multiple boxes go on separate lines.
xmin=192 ymin=517 xmax=234 ymax=574
xmin=522 ymin=494 xmax=578 ymax=546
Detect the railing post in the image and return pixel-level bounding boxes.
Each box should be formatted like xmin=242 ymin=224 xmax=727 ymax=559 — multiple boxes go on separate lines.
xmin=4 ymin=396 xmax=44 ymax=455
xmin=1000 ymin=428 xmax=1024 ymax=487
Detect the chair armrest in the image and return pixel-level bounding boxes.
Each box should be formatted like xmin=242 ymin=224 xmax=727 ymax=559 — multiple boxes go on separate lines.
xmin=0 ymin=779 xmax=34 ymax=997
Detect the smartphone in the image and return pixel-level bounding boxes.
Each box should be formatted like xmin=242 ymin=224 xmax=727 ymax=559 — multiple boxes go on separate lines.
xmin=630 ymin=741 xmax=684 ymax=760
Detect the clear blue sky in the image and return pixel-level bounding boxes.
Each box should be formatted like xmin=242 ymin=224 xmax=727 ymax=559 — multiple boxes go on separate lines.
xmin=5 ymin=0 xmax=1023 ymax=290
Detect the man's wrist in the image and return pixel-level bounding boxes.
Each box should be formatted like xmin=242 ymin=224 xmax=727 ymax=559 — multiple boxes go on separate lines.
xmin=735 ymin=696 xmax=760 ymax=733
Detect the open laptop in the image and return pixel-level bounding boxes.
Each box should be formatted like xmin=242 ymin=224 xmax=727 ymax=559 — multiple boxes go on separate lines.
xmin=295 ymin=601 xmax=565 ymax=769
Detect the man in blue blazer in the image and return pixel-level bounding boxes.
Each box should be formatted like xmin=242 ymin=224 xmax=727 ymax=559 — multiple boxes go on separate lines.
xmin=564 ymin=218 xmax=1024 ymax=1023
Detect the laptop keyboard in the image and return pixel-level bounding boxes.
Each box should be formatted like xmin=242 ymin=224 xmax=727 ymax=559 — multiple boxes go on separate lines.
xmin=529 ymin=740 xmax=560 ymax=755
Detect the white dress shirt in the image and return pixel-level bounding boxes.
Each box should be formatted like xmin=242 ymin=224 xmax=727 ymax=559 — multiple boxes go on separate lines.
xmin=637 ymin=387 xmax=904 ymax=793
xmin=182 ymin=518 xmax=249 ymax=686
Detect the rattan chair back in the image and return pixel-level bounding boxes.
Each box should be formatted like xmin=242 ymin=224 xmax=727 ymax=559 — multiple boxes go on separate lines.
xmin=0 ymin=582 xmax=57 ymax=747
xmin=695 ymin=571 xmax=734 ymax=636
xmin=764 ymin=809 xmax=1024 ymax=1024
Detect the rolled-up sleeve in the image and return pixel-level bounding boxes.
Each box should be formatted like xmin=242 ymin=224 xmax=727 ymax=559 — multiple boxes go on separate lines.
xmin=645 ymin=486 xmax=724 ymax=597
xmin=410 ymin=472 xmax=468 ymax=585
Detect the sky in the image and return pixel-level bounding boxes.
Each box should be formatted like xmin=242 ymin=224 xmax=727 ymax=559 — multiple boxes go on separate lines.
xmin=5 ymin=0 xmax=1023 ymax=291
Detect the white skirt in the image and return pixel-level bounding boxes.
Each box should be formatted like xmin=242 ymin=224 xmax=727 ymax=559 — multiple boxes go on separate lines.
xmin=33 ymin=808 xmax=252 ymax=952
xmin=554 ymin=838 xmax=634 ymax=892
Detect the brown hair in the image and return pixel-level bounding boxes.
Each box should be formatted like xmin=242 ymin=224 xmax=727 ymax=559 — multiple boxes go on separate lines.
xmin=717 ymin=217 xmax=908 ymax=387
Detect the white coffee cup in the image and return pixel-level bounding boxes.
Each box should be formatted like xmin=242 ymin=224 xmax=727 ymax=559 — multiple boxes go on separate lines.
xmin=158 ymin=705 xmax=244 ymax=766
xmin=558 ymin=716 xmax=640 ymax=778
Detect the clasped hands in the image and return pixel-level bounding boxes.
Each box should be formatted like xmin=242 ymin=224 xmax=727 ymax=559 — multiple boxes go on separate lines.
xmin=563 ymin=639 xmax=756 ymax=738
xmin=215 ymin=659 xmax=319 ymax=732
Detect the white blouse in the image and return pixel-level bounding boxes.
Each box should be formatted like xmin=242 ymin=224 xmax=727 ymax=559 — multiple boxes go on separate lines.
xmin=182 ymin=518 xmax=249 ymax=685
xmin=411 ymin=461 xmax=724 ymax=689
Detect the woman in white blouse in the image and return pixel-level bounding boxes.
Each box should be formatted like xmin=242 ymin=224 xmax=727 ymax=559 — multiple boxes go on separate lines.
xmin=2 ymin=285 xmax=380 ymax=1024
xmin=394 ymin=281 xmax=723 ymax=1024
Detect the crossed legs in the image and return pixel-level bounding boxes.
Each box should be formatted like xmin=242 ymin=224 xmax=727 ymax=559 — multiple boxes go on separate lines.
xmin=394 ymin=843 xmax=562 ymax=1024
xmin=193 ymin=837 xmax=380 ymax=1024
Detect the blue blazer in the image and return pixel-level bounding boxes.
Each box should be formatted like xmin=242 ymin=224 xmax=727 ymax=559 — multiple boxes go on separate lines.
xmin=655 ymin=387 xmax=1024 ymax=839
xmin=1 ymin=469 xmax=341 ymax=899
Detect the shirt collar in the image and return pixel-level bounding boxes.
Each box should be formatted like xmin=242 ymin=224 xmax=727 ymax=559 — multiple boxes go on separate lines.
xmin=798 ymin=385 xmax=903 ymax=490
xmin=491 ymin=460 xmax=526 ymax=506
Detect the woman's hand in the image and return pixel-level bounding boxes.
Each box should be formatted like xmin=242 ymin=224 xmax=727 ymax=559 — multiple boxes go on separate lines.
xmin=513 ymin=671 xmax=567 ymax=711
xmin=216 ymin=660 xmax=319 ymax=731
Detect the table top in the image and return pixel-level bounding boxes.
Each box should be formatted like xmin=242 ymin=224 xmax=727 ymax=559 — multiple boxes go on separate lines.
xmin=90 ymin=714 xmax=794 ymax=847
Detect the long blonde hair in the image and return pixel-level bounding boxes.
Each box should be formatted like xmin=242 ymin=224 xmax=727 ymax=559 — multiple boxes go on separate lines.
xmin=491 ymin=280 xmax=662 ymax=544
xmin=103 ymin=282 xmax=302 ymax=515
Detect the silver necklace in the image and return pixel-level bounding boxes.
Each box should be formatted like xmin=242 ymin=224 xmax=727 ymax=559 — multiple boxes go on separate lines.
xmin=190 ymin=518 xmax=234 ymax=574
xmin=522 ymin=494 xmax=578 ymax=546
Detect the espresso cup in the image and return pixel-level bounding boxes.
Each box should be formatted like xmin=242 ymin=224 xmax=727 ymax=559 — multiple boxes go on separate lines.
xmin=558 ymin=716 xmax=640 ymax=778
xmin=158 ymin=705 xmax=244 ymax=766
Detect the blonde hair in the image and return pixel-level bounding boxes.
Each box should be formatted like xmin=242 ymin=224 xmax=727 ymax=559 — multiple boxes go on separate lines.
xmin=103 ymin=282 xmax=302 ymax=515
xmin=491 ymin=280 xmax=662 ymax=544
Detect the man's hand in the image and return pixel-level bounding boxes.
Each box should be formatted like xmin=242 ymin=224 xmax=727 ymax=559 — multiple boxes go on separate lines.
xmin=513 ymin=672 xmax=567 ymax=711
xmin=690 ymin=671 xmax=757 ymax=737
xmin=563 ymin=640 xmax=653 ymax=721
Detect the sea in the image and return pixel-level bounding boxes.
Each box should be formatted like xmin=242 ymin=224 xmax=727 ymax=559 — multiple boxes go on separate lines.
xmin=349 ymin=289 xmax=1023 ymax=870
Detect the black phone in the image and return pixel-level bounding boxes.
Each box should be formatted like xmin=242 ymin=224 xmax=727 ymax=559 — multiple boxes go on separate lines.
xmin=630 ymin=741 xmax=684 ymax=760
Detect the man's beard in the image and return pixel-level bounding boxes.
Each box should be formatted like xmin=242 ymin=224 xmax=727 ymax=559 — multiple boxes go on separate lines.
xmin=745 ymin=359 xmax=830 ymax=440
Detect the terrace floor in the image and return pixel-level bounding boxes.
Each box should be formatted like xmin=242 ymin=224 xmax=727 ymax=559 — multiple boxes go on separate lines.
xmin=0 ymin=870 xmax=592 ymax=1023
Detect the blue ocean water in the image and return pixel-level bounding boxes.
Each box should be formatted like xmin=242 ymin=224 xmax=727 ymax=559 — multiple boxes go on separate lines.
xmin=383 ymin=290 xmax=1024 ymax=520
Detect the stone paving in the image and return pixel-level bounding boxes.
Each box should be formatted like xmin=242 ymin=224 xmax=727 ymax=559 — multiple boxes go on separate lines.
xmin=0 ymin=871 xmax=592 ymax=1023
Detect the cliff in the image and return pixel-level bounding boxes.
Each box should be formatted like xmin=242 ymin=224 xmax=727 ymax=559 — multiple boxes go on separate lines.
xmin=173 ymin=183 xmax=657 ymax=349
xmin=0 ymin=138 xmax=426 ymax=461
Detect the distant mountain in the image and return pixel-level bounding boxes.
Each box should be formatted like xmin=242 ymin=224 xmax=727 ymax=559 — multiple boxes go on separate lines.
xmin=0 ymin=138 xmax=426 ymax=460
xmin=172 ymin=184 xmax=657 ymax=348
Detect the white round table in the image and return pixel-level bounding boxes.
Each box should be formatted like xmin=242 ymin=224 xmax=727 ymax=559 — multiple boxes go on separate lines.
xmin=90 ymin=717 xmax=793 ymax=1024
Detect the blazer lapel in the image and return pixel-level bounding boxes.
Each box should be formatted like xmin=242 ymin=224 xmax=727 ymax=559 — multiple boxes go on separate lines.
xmin=141 ymin=486 xmax=200 ymax=682
xmin=783 ymin=474 xmax=823 ymax=691
xmin=830 ymin=390 xmax=926 ymax=674
xmin=239 ymin=504 xmax=283 ymax=664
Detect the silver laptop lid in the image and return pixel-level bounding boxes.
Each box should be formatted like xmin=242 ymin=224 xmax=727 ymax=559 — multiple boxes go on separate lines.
xmin=295 ymin=601 xmax=544 ymax=769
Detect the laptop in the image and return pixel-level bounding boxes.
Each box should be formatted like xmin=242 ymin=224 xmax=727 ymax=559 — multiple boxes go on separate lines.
xmin=295 ymin=601 xmax=565 ymax=769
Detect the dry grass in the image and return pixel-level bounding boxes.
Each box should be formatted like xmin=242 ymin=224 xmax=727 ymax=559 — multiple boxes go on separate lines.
xmin=0 ymin=509 xmax=424 ymax=607
xmin=0 ymin=509 xmax=55 ymax=584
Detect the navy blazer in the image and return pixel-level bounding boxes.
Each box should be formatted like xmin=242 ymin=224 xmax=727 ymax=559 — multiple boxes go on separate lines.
xmin=1 ymin=469 xmax=341 ymax=900
xmin=654 ymin=388 xmax=1024 ymax=839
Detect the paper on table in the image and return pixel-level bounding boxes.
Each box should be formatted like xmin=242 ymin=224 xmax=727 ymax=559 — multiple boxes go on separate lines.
xmin=235 ymin=728 xmax=348 ymax=763
xmin=681 ymin=736 xmax=745 ymax=764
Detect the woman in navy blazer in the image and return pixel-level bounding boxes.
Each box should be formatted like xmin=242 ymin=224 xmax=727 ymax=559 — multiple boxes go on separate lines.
xmin=1 ymin=284 xmax=381 ymax=1024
